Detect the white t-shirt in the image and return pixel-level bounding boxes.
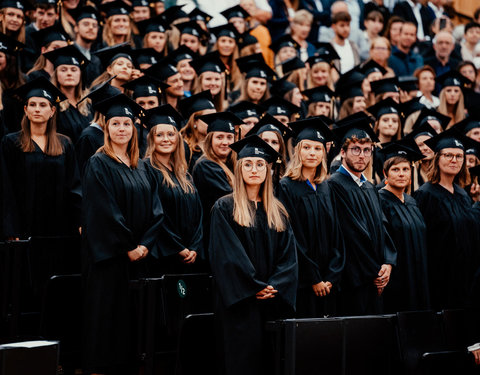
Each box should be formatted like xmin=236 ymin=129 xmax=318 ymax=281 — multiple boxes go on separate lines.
xmin=332 ymin=40 xmax=355 ymax=73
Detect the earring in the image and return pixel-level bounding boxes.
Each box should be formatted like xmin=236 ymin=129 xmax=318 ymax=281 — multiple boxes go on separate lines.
xmin=384 ymin=179 xmax=388 ymax=185
xmin=194 ymin=124 xmax=197 ymax=129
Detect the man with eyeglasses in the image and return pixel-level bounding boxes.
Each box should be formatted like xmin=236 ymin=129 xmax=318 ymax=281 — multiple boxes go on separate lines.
xmin=328 ymin=113 xmax=397 ymax=316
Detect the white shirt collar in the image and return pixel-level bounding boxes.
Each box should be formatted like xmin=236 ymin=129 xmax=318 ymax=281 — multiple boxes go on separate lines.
xmin=341 ymin=164 xmax=366 ymax=187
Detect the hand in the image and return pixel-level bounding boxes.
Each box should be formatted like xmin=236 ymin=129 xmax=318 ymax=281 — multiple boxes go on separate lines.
xmin=470 ymin=183 xmax=480 ymax=202
xmin=312 ymin=281 xmax=331 ymax=297
xmin=474 ymin=348 xmax=480 ymax=365
xmin=131 ymin=69 xmax=142 ymax=80
xmin=374 ymin=264 xmax=392 ymax=288
xmin=78 ymin=227 xmax=82 ymax=235
xmin=179 ymin=249 xmax=197 ymax=264
xmin=256 ymin=285 xmax=278 ymax=300
xmin=128 ymin=245 xmax=148 ymax=262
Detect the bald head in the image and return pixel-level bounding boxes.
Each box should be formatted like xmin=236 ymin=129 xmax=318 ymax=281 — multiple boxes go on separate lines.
xmin=433 ymin=31 xmax=455 ymax=61
xmin=331 ymin=1 xmax=348 ymax=15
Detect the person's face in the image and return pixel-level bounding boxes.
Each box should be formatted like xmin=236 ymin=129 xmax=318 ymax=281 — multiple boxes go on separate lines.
xmin=177 ymin=59 xmax=195 ymax=82
xmin=35 ymin=7 xmax=57 ymax=29
xmin=63 ymin=0 xmax=80 ymax=10
xmin=154 ymin=2 xmax=164 ymax=15
xmin=132 ymin=6 xmax=150 ymax=23
xmin=274 ymin=114 xmax=290 ymax=126
xmin=438 ymin=147 xmax=464 ymax=177
xmin=370 ymin=40 xmax=390 ymax=62
xmin=166 ymin=72 xmax=184 ymax=98
xmin=434 ymin=34 xmax=454 ymax=59
xmin=465 ymin=26 xmax=480 ymax=46
xmin=260 ymin=131 xmax=281 ymax=152
xmin=56 ymin=64 xmax=81 ymax=88
xmin=332 ymin=20 xmax=350 ymax=40
xmin=0 ymin=52 xmax=7 ymax=71
xmin=389 ymin=21 xmax=403 ymax=45
xmin=201 ymin=71 xmax=222 ymax=95
xmin=341 ymin=141 xmax=373 ymax=173
xmin=230 ymin=17 xmax=246 ymax=34
xmin=194 ymin=108 xmax=215 ymax=136
xmin=385 ymin=161 xmax=411 ymax=190
xmin=108 ymin=116 xmax=134 ymax=146
xmin=444 ymin=86 xmax=461 ymax=105
xmin=2 ymin=7 xmax=24 ymax=32
xmin=76 ymin=18 xmax=99 ymax=42
xmin=291 ymin=20 xmax=311 ymax=40
xmin=241 ymin=157 xmax=267 ymax=186
xmin=418 ymin=70 xmax=435 ymax=93
xmin=110 ymin=15 xmax=130 ymax=36
xmin=290 ymin=87 xmax=303 ymax=107
xmin=364 ymin=18 xmax=383 ymax=36
xmin=238 ymin=118 xmax=258 ymax=138
xmin=352 ymin=96 xmax=366 ymax=113
xmin=311 ymin=63 xmax=329 ymax=86
xmin=415 ymin=135 xmax=434 ymax=160
xmin=299 ymin=140 xmax=324 ymax=169
xmin=467 ymin=127 xmax=480 ymax=142
xmin=466 ymin=154 xmax=478 ymax=169
xmin=136 ymin=96 xmax=159 ymax=110
xmin=146 ymin=31 xmax=166 ymax=53
xmin=108 ymin=57 xmax=133 ymax=81
xmin=399 ymin=24 xmax=417 ymax=50
xmin=24 ymin=97 xmax=55 ymax=124
xmin=377 ymin=114 xmax=399 ymax=139
xmin=246 ymin=77 xmax=267 ymax=102
xmin=277 ymin=46 xmax=297 ymax=63
xmin=211 ymin=131 xmax=234 ymax=159
xmin=180 ymin=33 xmax=200 ymax=53
xmin=313 ymin=101 xmax=330 ymax=117
xmin=153 ymin=124 xmax=177 ymax=155
xmin=459 ymin=64 xmax=476 ymax=84
xmin=217 ymin=36 xmax=236 ymax=57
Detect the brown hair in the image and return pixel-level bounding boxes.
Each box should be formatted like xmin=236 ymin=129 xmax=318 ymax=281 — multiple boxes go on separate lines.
xmin=180 ymin=109 xmax=211 ymax=163
xmin=51 ymin=67 xmax=90 ymax=116
xmin=383 ymin=156 xmax=410 ymax=175
xmin=235 ymin=76 xmax=270 ymax=104
xmin=338 ymin=97 xmax=355 ymax=120
xmin=383 ymin=15 xmax=404 ymax=40
xmin=437 ymin=88 xmax=466 ymax=127
xmin=373 ymin=113 xmax=402 ymax=140
xmin=102 ymin=15 xmax=135 ymax=47
xmin=284 ymin=140 xmax=328 ymax=184
xmin=98 ymin=117 xmax=139 ymax=168
xmin=212 ymin=38 xmax=242 ymax=91
xmin=427 ymin=151 xmax=468 ymax=187
xmin=0 ymin=8 xmax=25 ymax=43
xmin=192 ymin=72 xmax=228 ymax=112
xmin=365 ymin=10 xmax=383 ymax=23
xmin=200 ymin=132 xmax=234 ymax=186
xmin=331 ymin=11 xmax=351 ymax=24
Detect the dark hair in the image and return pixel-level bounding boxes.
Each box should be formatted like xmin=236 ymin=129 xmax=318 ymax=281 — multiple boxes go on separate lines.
xmin=34 ymin=3 xmax=57 ymax=10
xmin=457 ymin=60 xmax=477 ymax=77
xmin=427 ymin=151 xmax=468 ymax=187
xmin=332 ymin=11 xmax=351 ymax=24
xmin=383 ymin=15 xmax=404 ymax=39
xmin=365 ymin=10 xmax=383 ymax=23
xmin=383 ymin=156 xmax=410 ymax=176
xmin=465 ymin=22 xmax=480 ymax=34
xmin=400 ymin=21 xmax=417 ymax=33
xmin=474 ymin=7 xmax=480 ymax=22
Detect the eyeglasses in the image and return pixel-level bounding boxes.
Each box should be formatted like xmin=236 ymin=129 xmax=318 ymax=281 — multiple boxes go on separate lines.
xmin=373 ymin=46 xmax=389 ymax=51
xmin=243 ymin=161 xmax=266 ymax=171
xmin=347 ymin=146 xmax=373 ymax=156
xmin=440 ymin=153 xmax=464 ymax=161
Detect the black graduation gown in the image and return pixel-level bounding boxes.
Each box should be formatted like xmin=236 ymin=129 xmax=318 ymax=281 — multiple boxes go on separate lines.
xmin=57 ymin=105 xmax=93 ymax=145
xmin=277 ymin=177 xmax=345 ymax=317
xmin=209 ymin=195 xmax=298 ymax=375
xmin=187 ymin=147 xmax=202 ymax=174
xmin=144 ymin=159 xmax=204 ymax=274
xmin=75 ymin=123 xmax=104 ymax=177
xmin=378 ymin=189 xmax=430 ymax=312
xmin=413 ymin=182 xmax=480 ymax=310
xmin=82 ymin=153 xmax=164 ymax=374
xmin=328 ymin=171 xmax=397 ymax=315
xmin=0 ymin=131 xmax=82 ymax=238
xmin=2 ymin=88 xmax=26 ymax=134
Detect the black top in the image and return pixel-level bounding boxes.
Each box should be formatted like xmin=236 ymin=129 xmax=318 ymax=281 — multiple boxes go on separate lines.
xmin=57 ymin=104 xmax=94 ymax=145
xmin=75 ymin=124 xmax=104 ymax=176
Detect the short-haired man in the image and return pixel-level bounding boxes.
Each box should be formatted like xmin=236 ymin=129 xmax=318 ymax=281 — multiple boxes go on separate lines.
xmin=388 ymin=21 xmax=424 ymax=76
xmin=424 ymin=30 xmax=460 ymax=77
xmin=330 ymin=11 xmax=360 ymax=73
xmin=461 ymin=22 xmax=480 ymax=62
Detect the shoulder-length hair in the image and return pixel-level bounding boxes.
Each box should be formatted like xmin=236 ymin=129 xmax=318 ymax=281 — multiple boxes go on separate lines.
xmin=306 ymin=61 xmax=334 ymax=89
xmin=27 ymin=55 xmax=48 ymax=76
xmin=142 ymin=31 xmax=168 ymax=57
xmin=51 ymin=68 xmax=90 ymax=116
xmin=98 ymin=117 xmax=139 ymax=168
xmin=212 ymin=39 xmax=241 ymax=91
xmin=200 ymin=132 xmax=234 ymax=186
xmin=102 ymin=15 xmax=135 ymax=47
xmin=232 ymin=159 xmax=288 ymax=231
xmin=437 ymin=88 xmax=466 ymax=128
xmin=145 ymin=124 xmax=195 ymax=193
xmin=286 ymin=67 xmax=307 ymax=92
xmin=0 ymin=8 xmax=25 ymax=43
xmin=0 ymin=52 xmax=24 ymax=90
xmin=284 ymin=140 xmax=328 ymax=184
xmin=235 ymin=76 xmax=270 ymax=104
xmin=427 ymin=150 xmax=469 ymax=187
xmin=192 ymin=72 xmax=227 ymax=111
xmin=338 ymin=97 xmax=355 ymax=120
xmin=180 ymin=108 xmax=209 ymax=158
xmin=373 ymin=113 xmax=402 ymax=140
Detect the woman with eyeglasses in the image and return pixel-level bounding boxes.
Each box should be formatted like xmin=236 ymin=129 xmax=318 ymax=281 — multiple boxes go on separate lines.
xmin=414 ymin=130 xmax=480 ymax=310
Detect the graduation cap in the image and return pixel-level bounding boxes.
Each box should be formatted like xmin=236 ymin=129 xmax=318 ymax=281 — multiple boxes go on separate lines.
xmin=236 ymin=54 xmax=276 ymax=80
xmin=378 ymin=142 xmax=424 ymax=163
xmin=31 ymin=24 xmax=70 ymax=48
xmin=366 ymin=98 xmax=400 ymax=120
xmin=302 ymin=86 xmax=334 ymax=104
xmin=289 ymin=116 xmax=335 ymax=146
xmin=335 ymin=68 xmax=365 ymax=101
xmin=248 ymin=113 xmax=294 ymax=142
xmin=0 ymin=32 xmax=25 ymax=55
xmin=13 ymin=76 xmax=66 ymax=105
xmin=168 ymin=45 xmax=197 ymax=65
xmin=44 ymin=44 xmax=89 ymax=69
xmin=436 ymin=70 xmax=472 ymax=89
xmin=370 ymin=77 xmax=399 ymax=95
xmin=161 ymin=5 xmax=188 ymax=26
xmin=34 ymin=0 xmax=58 ymax=6
xmin=310 ymin=42 xmax=340 ymax=62
xmin=228 ymin=101 xmax=264 ymax=120
xmin=122 ymin=74 xmax=169 ymax=99
xmin=220 ymin=5 xmax=250 ymax=21
xmin=465 ymin=143 xmax=480 ymax=159
xmin=73 ymin=6 xmax=100 ymax=23
xmin=230 ymin=134 xmax=281 ymax=163
xmin=359 ymin=60 xmax=386 ymax=76
xmin=398 ymin=97 xmax=425 ymax=118
xmin=94 ymin=42 xmax=133 ymax=70
xmin=398 ymin=76 xmax=418 ymax=92
xmin=333 ymin=112 xmax=378 ymax=145
xmin=136 ymin=15 xmax=169 ymax=35
xmin=238 ymin=33 xmax=258 ymax=50
xmin=177 ymin=90 xmax=215 ymax=119
xmin=93 ymin=93 xmax=145 ymax=122
xmin=143 ymin=104 xmax=184 ymax=130
xmin=0 ymin=0 xmax=30 ymax=11
xmin=132 ymin=0 xmax=149 ymax=8
xmin=174 ymin=20 xmax=209 ymax=40
xmin=101 ymin=0 xmax=133 ymax=18
xmin=281 ymin=56 xmax=305 ymax=75
xmin=424 ymin=127 xmax=474 ymax=152
xmin=469 ymin=165 xmax=480 ymax=177
xmin=189 ymin=51 xmax=226 ymax=75
xmin=142 ymin=57 xmax=178 ymax=81
xmin=129 ymin=48 xmax=162 ymax=67
xmin=77 ymin=76 xmax=121 ymax=106
xmin=270 ymin=76 xmax=297 ymax=97
xmin=199 ymin=112 xmax=243 ymax=134
xmin=188 ymin=8 xmax=212 ymax=23
xmin=451 ymin=116 xmax=480 ymax=135
xmin=269 ymin=35 xmax=299 ymax=54
xmin=210 ymin=23 xmax=238 ymax=40
xmin=404 ymin=122 xmax=437 ymax=143
xmin=412 ymin=108 xmax=450 ymax=132
xmin=263 ymin=96 xmax=301 ymax=118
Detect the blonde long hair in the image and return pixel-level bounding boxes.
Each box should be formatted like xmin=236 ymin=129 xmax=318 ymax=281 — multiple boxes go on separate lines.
xmin=102 ymin=15 xmax=135 ymax=47
xmin=232 ymin=159 xmax=288 ymax=231
xmin=0 ymin=8 xmax=25 ymax=43
xmin=306 ymin=61 xmax=334 ymax=90
xmin=437 ymin=88 xmax=466 ymax=128
xmin=180 ymin=109 xmax=208 ymax=159
xmin=145 ymin=124 xmax=195 ymax=193
xmin=284 ymin=140 xmax=328 ymax=184
xmin=192 ymin=72 xmax=228 ymax=112
xmin=98 ymin=117 xmax=139 ymax=168
xmin=200 ymin=132 xmax=235 ymax=186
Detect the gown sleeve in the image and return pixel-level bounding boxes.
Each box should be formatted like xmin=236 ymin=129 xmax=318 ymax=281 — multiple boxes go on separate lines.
xmin=63 ymin=138 xmax=82 ymax=229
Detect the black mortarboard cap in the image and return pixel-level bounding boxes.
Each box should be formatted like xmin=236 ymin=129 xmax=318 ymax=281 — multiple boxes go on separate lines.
xmin=367 ymin=98 xmax=400 ymax=120
xmin=101 ymin=0 xmax=133 ymax=17
xmin=436 ymin=69 xmax=472 ymax=89
xmin=200 ymin=112 xmax=243 ymax=134
xmin=189 ymin=51 xmax=226 ymax=75
xmin=248 ymin=113 xmax=294 ymax=142
xmin=398 ymin=97 xmax=425 ymax=118
xmin=0 ymin=0 xmax=30 ymax=11
xmin=129 ymin=47 xmax=162 ymax=67
xmin=451 ymin=116 xmax=480 ymax=134
xmin=424 ymin=127 xmax=473 ymax=152
xmin=238 ymin=33 xmax=258 ymax=50
xmin=94 ymin=42 xmax=133 ymax=69
xmin=289 ymin=116 xmax=335 ymax=146
xmin=398 ymin=76 xmax=418 ymax=92
xmin=177 ymin=90 xmax=215 ymax=119
xmin=174 ymin=20 xmax=209 ymax=40
xmin=93 ymin=93 xmax=145 ymax=122
xmin=333 ymin=112 xmax=378 ymax=145
xmin=77 ymin=76 xmax=121 ymax=106
xmin=221 ymin=5 xmax=250 ymax=20
xmin=132 ymin=0 xmax=149 ymax=8
xmin=14 ymin=76 xmax=66 ymax=104
xmin=335 ymin=68 xmax=365 ymax=101
xmin=143 ymin=104 xmax=184 ymax=130
xmin=73 ymin=6 xmax=99 ymax=22
xmin=281 ymin=56 xmax=305 ymax=75
xmin=236 ymin=53 xmax=276 ymax=80
xmin=302 ymin=86 xmax=334 ymax=104
xmin=161 ymin=5 xmax=188 ymax=26
xmin=230 ymin=134 xmax=280 ymax=163
xmin=168 ymin=44 xmax=197 ymax=65
xmin=31 ymin=24 xmax=70 ymax=48
xmin=136 ymin=15 xmax=169 ymax=34
xmin=359 ymin=60 xmax=386 ymax=76
xmin=338 ymin=82 xmax=364 ymax=101
xmin=0 ymin=31 xmax=25 ymax=54
xmin=210 ymin=23 xmax=238 ymax=40
xmin=122 ymin=74 xmax=169 ymax=99
xmin=310 ymin=42 xmax=340 ymax=62
xmin=378 ymin=142 xmax=424 ymax=162
xmin=412 ymin=107 xmax=450 ymax=131
xmin=269 ymin=35 xmax=299 ymax=54
xmin=404 ymin=122 xmax=437 ymax=143
xmin=142 ymin=57 xmax=178 ymax=81
xmin=465 ymin=142 xmax=480 ymax=158
xmin=188 ymin=8 xmax=212 ymax=23
xmin=35 ymin=0 xmax=57 ymax=5
xmin=469 ymin=165 xmax=480 ymax=177
xmin=44 ymin=44 xmax=89 ymax=69
xmin=270 ymin=76 xmax=297 ymax=97
xmin=229 ymin=101 xmax=264 ymax=120
xmin=370 ymin=77 xmax=399 ymax=95
xmin=263 ymin=96 xmax=301 ymax=117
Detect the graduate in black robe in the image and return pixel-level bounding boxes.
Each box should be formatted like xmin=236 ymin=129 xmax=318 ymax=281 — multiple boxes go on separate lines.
xmin=377 ymin=143 xmax=430 ymax=312
xmin=328 ymin=113 xmax=397 ymax=316
xmin=277 ymin=117 xmax=345 ymax=317
xmin=82 ymin=94 xmax=164 ymax=374
xmin=209 ymin=135 xmax=297 ymax=375
xmin=414 ymin=129 xmax=480 ymax=310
